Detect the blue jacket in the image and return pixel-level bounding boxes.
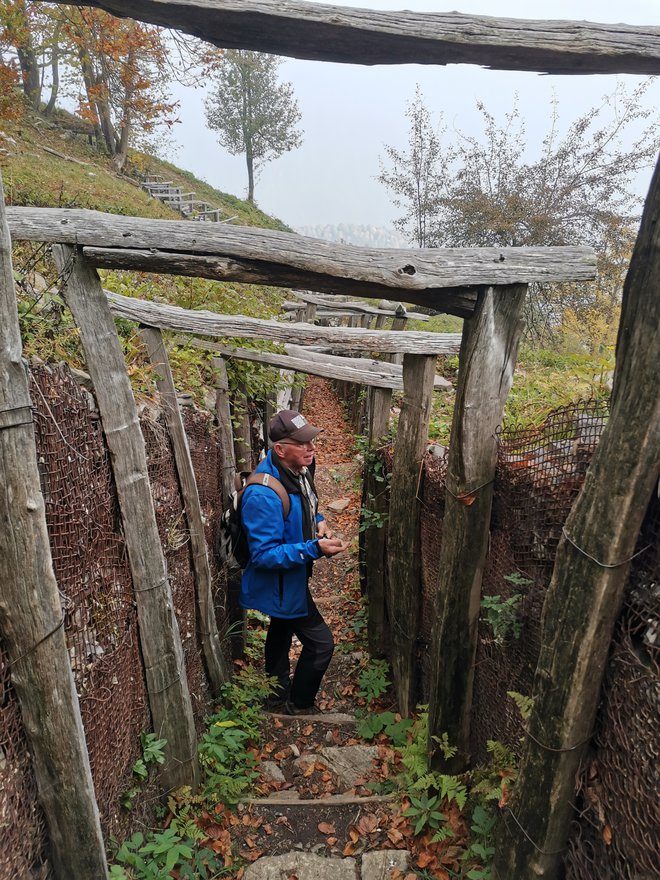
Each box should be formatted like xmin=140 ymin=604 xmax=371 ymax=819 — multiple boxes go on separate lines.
xmin=240 ymin=451 xmax=324 ymax=618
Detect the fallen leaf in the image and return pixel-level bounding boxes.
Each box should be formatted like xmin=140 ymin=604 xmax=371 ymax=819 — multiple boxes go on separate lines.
xmin=342 ymin=842 xmax=356 ymax=857
xmin=416 ymin=852 xmax=435 ymax=869
xmin=326 ymin=836 xmax=338 ymax=846
xmin=302 ymin=724 xmax=313 ymax=736
xmin=603 ymin=825 xmax=612 ymax=845
xmin=387 ymin=828 xmax=404 ymax=845
xmin=239 ymin=849 xmax=264 ymax=862
xmin=457 ymin=493 xmax=476 ymax=506
xmin=357 ymin=813 xmax=379 ymax=835
xmin=318 ymin=822 xmax=336 ymax=835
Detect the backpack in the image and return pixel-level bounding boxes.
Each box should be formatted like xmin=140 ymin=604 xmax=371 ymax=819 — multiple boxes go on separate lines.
xmin=217 ymin=471 xmax=290 ymax=570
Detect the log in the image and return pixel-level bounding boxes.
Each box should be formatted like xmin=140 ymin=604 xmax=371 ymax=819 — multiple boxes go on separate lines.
xmin=52 ymin=245 xmax=199 ymax=791
xmin=47 ymin=0 xmax=660 ymax=74
xmin=139 ymin=327 xmax=230 ymax=693
xmin=287 ymin=290 xmax=430 ymax=320
xmin=427 ymin=284 xmax=527 ymax=772
xmin=0 ymin=180 xmax=109 ymax=880
xmin=493 ymin=158 xmax=660 ymax=880
xmin=363 ymin=386 xmax=392 ymax=657
xmin=104 ymin=290 xmax=464 ymax=355
xmin=387 ymin=353 xmax=437 ymax=715
xmin=5 ymin=208 xmax=596 ymax=317
xmin=175 ymin=336 xmax=458 ymax=389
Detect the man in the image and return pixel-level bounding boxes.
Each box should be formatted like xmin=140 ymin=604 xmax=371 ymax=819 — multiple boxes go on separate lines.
xmin=240 ymin=409 xmax=348 ymax=714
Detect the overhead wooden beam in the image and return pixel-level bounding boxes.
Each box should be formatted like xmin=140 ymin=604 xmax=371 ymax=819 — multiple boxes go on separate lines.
xmin=6 ymin=208 xmax=596 ymax=318
xmin=174 ymin=335 xmax=457 ymax=388
xmin=46 ymin=0 xmax=660 ymax=75
xmin=104 ymin=290 xmax=465 ymax=355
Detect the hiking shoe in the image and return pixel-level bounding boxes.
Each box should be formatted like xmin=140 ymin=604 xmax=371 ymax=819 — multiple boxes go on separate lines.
xmin=284 ymin=701 xmax=321 ymax=716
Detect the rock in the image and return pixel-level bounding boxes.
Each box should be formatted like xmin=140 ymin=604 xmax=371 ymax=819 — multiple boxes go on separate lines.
xmin=319 ymin=745 xmax=378 ymax=789
xmin=244 ymin=852 xmax=358 ymax=880
xmin=428 ymin=444 xmax=448 ymax=459
xmin=259 ymin=760 xmax=286 ymax=784
xmin=70 ymin=367 xmax=94 ymax=393
xmin=293 ymin=754 xmax=326 ymax=776
xmin=361 ymin=850 xmax=410 ymax=880
xmin=289 ymin=742 xmax=301 ymax=757
xmin=328 ymin=498 xmax=351 ymax=513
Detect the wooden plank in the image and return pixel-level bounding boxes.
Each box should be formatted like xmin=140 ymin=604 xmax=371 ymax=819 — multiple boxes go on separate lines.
xmin=427 ymin=283 xmax=528 ymax=772
xmin=363 ymin=386 xmax=392 ymax=657
xmin=0 ymin=180 xmax=109 ymax=880
xmin=48 ymin=0 xmax=660 ymax=74
xmin=104 ymin=290 xmax=465 ymax=355
xmin=51 ymin=245 xmax=199 ymax=791
xmin=493 ymin=159 xmax=660 ymax=880
xmin=386 ymin=353 xmax=437 ymax=715
xmin=139 ymin=327 xmax=230 ymax=693
xmin=212 ymin=356 xmax=237 ymax=503
xmin=175 ymin=336 xmax=457 ymax=389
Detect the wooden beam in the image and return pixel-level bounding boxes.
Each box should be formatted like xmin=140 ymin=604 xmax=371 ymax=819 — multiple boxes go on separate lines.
xmin=174 ymin=336 xmax=458 ymax=389
xmin=46 ymin=0 xmax=660 ymax=75
xmin=0 ymin=179 xmax=109 ymax=880
xmin=287 ymin=291 xmax=430 ymax=320
xmin=427 ymin=284 xmax=528 ymax=773
xmin=493 ymin=157 xmax=660 ymax=880
xmin=52 ymin=245 xmax=199 ymax=792
xmin=139 ymin=327 xmax=230 ymax=693
xmin=105 ymin=290 xmax=464 ymax=355
xmin=6 ymin=208 xmax=596 ymax=317
xmin=387 ymin=353 xmax=437 ymax=716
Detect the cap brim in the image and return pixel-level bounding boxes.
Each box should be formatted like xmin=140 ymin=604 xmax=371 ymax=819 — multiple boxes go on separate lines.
xmin=290 ymin=425 xmax=323 ymax=442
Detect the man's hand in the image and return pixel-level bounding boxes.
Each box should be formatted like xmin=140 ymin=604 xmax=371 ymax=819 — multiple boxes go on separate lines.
xmin=318 ymin=537 xmax=349 ymax=557
xmin=317 ymin=519 xmax=333 ymax=539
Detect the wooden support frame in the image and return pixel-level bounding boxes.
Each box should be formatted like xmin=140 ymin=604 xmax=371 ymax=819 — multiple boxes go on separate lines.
xmin=493 ymin=159 xmax=660 ymax=880
xmin=0 ymin=182 xmax=109 ymax=879
xmin=427 ymin=284 xmax=527 ymax=771
xmin=52 ymin=245 xmax=199 ymax=791
xmin=386 ymin=353 xmax=437 ymax=715
xmin=139 ymin=327 xmax=230 ymax=693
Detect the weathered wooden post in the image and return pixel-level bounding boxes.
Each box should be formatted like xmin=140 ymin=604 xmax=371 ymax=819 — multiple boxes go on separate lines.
xmin=233 ymin=382 xmax=253 ymax=472
xmin=494 ymin=158 xmax=660 ymax=880
xmin=387 ymin=353 xmax=437 ymax=714
xmin=139 ymin=327 xmax=230 ymax=692
xmin=0 ymin=181 xmax=109 ymax=878
xmin=363 ymin=385 xmax=392 ymax=656
xmin=52 ymin=244 xmax=199 ymax=791
xmin=427 ymin=284 xmax=527 ymax=771
xmin=212 ymin=355 xmax=246 ymax=658
xmin=390 ymin=305 xmax=408 ymax=365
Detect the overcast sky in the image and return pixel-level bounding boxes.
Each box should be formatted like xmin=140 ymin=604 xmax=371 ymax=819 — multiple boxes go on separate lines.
xmin=167 ymin=0 xmax=660 ymax=232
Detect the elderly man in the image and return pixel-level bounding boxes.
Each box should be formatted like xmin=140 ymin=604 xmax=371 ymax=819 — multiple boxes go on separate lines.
xmin=240 ymin=410 xmax=348 ymax=714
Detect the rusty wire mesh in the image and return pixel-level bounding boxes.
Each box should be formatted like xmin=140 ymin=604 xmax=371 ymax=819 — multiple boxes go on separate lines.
xmin=0 ymin=362 xmax=226 ymax=878
xmin=418 ymin=398 xmax=659 ymax=878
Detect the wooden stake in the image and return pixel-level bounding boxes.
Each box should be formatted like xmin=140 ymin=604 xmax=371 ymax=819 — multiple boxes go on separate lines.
xmin=52 ymin=244 xmax=198 ymax=791
xmin=139 ymin=327 xmax=230 ymax=692
xmin=427 ymin=284 xmax=527 ymax=772
xmin=0 ymin=180 xmax=108 ymax=878
xmin=493 ymin=158 xmax=660 ymax=880
xmin=363 ymin=386 xmax=392 ymax=656
xmin=387 ymin=353 xmax=437 ymax=714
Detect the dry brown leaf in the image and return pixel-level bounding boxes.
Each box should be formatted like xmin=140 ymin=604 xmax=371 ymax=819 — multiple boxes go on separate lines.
xmin=387 ymin=828 xmax=405 ymax=845
xmin=302 ymin=724 xmax=313 ymax=736
xmin=603 ymin=825 xmax=612 ymax=845
xmin=318 ymin=822 xmax=336 ymax=835
xmin=239 ymin=849 xmax=264 ymax=862
xmin=416 ymin=852 xmax=435 ymax=869
xmin=326 ymin=836 xmax=338 ymax=846
xmin=342 ymin=842 xmax=356 ymax=857
xmin=357 ymin=813 xmax=379 ymax=835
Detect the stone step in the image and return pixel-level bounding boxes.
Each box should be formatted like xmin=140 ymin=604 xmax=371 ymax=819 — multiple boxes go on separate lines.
xmin=243 ymin=849 xmax=410 ymax=880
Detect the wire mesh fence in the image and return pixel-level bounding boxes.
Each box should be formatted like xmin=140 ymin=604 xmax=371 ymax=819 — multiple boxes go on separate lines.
xmin=419 ymin=398 xmax=659 ymax=878
xmin=0 ymin=362 xmax=227 ymax=878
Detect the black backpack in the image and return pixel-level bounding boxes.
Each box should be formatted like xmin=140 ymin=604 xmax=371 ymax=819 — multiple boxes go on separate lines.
xmin=217 ymin=471 xmax=290 ymax=570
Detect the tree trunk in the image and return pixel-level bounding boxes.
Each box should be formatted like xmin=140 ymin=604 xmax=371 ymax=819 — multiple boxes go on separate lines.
xmin=493 ymin=157 xmax=660 ymax=880
xmin=52 ymin=245 xmax=199 ymax=791
xmin=387 ymin=353 xmax=437 ymax=715
xmin=427 ymin=284 xmax=527 ymax=772
xmin=0 ymin=175 xmax=108 ymax=879
xmin=44 ymin=27 xmax=62 ymax=117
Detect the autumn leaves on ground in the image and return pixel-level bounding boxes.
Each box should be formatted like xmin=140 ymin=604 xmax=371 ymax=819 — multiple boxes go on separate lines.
xmin=187 ymin=378 xmax=476 ymax=879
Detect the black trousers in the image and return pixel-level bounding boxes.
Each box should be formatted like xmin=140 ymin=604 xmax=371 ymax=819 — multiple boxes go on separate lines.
xmin=264 ymin=590 xmax=334 ymax=709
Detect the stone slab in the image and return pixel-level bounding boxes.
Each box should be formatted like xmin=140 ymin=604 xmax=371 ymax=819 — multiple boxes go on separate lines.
xmin=319 ymin=745 xmax=378 ymax=789
xmin=244 ymin=852 xmax=358 ymax=880
xmin=361 ymin=850 xmax=410 ymax=880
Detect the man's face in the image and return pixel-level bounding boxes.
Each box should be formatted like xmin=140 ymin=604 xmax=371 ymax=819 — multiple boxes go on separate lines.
xmin=274 ymin=438 xmax=316 ymax=473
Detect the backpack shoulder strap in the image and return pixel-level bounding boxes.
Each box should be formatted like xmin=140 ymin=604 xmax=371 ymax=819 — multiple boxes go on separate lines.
xmin=243 ymin=472 xmax=291 ymax=518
